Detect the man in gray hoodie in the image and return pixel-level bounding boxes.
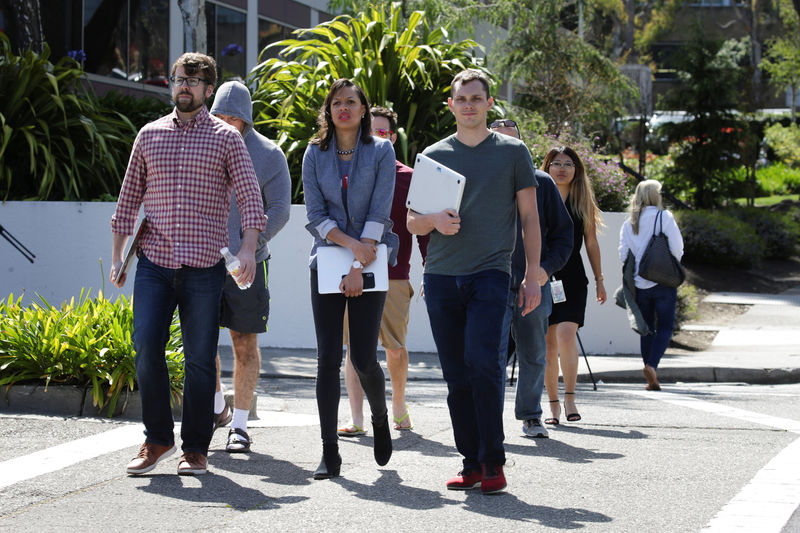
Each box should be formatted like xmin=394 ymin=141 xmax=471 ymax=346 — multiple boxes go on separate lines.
xmin=209 ymin=80 xmax=292 ymax=452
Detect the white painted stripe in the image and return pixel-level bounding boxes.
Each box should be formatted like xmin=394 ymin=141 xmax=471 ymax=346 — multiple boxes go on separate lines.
xmin=622 ymin=389 xmax=800 ymax=532
xmin=0 ymin=423 xmax=145 ymax=489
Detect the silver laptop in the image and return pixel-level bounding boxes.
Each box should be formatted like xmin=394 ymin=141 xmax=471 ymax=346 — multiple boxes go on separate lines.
xmin=406 ymin=153 xmax=466 ymax=214
xmin=316 ymin=244 xmax=389 ymax=294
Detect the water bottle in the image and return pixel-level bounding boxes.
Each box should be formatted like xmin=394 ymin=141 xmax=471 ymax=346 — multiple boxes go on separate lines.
xmin=220 ymin=247 xmax=251 ymax=290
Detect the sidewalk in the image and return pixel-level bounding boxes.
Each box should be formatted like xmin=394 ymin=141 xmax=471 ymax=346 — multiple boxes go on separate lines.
xmin=220 ymin=285 xmax=800 ymax=386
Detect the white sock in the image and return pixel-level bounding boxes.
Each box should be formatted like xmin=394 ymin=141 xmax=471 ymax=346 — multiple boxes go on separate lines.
xmin=214 ymin=391 xmax=226 ymax=414
xmin=231 ymin=408 xmax=249 ymax=439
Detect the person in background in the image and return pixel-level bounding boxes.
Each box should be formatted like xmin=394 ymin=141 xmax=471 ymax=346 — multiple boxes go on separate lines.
xmin=542 ymin=146 xmax=606 ymax=426
xmin=489 ymin=120 xmax=573 ymax=440
xmin=339 ymin=106 xmax=428 ymax=437
xmin=618 ymin=179 xmax=684 ymax=391
xmin=302 ymin=78 xmax=398 ymax=479
xmin=408 ymin=69 xmax=541 ymax=494
xmin=209 ymin=80 xmax=292 ymax=453
xmin=110 ymin=53 xmax=266 ymax=476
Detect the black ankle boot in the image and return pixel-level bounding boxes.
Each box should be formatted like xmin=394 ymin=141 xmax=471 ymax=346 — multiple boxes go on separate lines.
xmin=313 ymin=444 xmax=341 ymax=480
xmin=372 ymin=415 xmax=392 ymax=466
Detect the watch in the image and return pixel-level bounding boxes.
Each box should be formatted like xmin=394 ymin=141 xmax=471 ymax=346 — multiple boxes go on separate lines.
xmin=352 ymin=260 xmax=363 ymax=269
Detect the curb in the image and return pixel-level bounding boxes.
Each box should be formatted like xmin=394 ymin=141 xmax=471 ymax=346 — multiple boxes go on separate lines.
xmin=581 ymin=367 xmax=800 ymax=385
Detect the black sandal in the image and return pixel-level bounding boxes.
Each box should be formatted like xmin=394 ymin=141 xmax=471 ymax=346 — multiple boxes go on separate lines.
xmin=565 ymin=392 xmax=581 ymax=422
xmin=225 ymin=428 xmax=251 ymax=453
xmin=544 ymin=400 xmax=560 ymax=425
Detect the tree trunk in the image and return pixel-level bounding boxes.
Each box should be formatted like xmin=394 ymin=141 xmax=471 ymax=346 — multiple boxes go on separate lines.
xmin=178 ymin=0 xmax=207 ymax=54
xmin=6 ymin=0 xmax=44 ymax=54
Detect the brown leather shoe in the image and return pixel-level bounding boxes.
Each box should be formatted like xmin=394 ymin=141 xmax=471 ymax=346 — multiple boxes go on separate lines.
xmin=177 ymin=452 xmax=208 ymax=475
xmin=126 ymin=442 xmax=177 ymax=475
xmin=213 ymin=404 xmax=232 ymax=431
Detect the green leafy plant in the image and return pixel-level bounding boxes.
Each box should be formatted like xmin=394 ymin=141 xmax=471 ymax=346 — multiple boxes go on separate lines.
xmin=248 ymin=3 xmax=488 ymax=202
xmin=97 ymin=90 xmax=172 ymax=131
xmin=675 ymin=282 xmax=699 ymax=331
xmin=0 ymin=290 xmax=184 ymax=416
xmin=676 ymin=210 xmax=765 ymax=267
xmin=726 ymin=207 xmax=799 ymax=259
xmin=764 ymin=123 xmax=800 ymax=168
xmin=0 ymin=31 xmax=136 ymax=201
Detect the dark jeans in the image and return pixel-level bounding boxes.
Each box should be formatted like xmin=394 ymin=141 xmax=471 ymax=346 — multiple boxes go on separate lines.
xmin=310 ymin=269 xmax=387 ymax=445
xmin=500 ymin=281 xmax=552 ymax=420
xmin=133 ymin=254 xmax=225 ymax=454
xmin=635 ymin=284 xmax=678 ymax=369
xmin=424 ymin=270 xmax=510 ymax=469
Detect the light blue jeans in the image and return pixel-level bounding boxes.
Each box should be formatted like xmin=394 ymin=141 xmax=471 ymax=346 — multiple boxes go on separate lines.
xmin=500 ymin=282 xmax=552 ymax=421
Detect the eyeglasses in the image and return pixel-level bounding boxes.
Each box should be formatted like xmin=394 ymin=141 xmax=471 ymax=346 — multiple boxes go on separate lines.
xmin=372 ymin=128 xmax=394 ymax=138
xmin=169 ymin=76 xmax=207 ymax=87
xmin=549 ymin=161 xmax=575 ymax=168
xmin=489 ymin=119 xmax=518 ymax=129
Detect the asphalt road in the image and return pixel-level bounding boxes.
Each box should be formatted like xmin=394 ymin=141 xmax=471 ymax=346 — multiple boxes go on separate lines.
xmin=2 ymin=378 xmax=800 ymax=532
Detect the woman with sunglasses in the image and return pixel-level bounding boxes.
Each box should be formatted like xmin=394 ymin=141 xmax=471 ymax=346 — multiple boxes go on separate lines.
xmin=302 ymin=79 xmax=398 ymax=479
xmin=541 ymin=147 xmax=606 ymax=425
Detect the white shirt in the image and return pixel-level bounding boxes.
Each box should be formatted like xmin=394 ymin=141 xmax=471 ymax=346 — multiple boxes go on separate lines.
xmin=618 ymin=206 xmax=684 ymax=289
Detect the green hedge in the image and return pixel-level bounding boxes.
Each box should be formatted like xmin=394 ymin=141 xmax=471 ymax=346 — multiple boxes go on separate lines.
xmin=0 ymin=290 xmax=184 ymax=416
xmin=676 ymin=210 xmax=766 ymax=267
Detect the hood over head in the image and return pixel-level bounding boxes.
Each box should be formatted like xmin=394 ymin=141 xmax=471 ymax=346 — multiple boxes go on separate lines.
xmin=210 ymin=80 xmax=254 ymax=137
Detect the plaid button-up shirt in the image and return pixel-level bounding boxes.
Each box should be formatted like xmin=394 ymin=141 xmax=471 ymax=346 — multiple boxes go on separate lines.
xmin=111 ymin=107 xmax=267 ymax=269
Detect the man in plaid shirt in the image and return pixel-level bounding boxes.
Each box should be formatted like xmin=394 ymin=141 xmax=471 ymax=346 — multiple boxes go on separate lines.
xmin=110 ymin=53 xmax=266 ymax=477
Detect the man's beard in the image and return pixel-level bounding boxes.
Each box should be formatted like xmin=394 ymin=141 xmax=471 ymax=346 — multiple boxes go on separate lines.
xmin=175 ymin=92 xmax=203 ymax=113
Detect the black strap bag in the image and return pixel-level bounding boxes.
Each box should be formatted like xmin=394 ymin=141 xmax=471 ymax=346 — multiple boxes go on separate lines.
xmin=637 ymin=210 xmax=685 ymax=288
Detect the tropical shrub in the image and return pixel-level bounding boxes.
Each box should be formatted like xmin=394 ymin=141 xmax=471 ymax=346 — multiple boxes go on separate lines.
xmin=248 ymin=3 xmax=488 ymax=202
xmin=0 ymin=290 xmax=184 ymax=416
xmin=0 ymin=32 xmax=137 ymax=201
xmin=726 ymin=207 xmax=799 ymax=259
xmin=676 ymin=210 xmax=765 ymax=267
xmin=764 ymin=123 xmax=800 ymax=168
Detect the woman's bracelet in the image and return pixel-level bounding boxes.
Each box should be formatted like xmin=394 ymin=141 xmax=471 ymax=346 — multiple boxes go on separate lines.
xmin=595 ymin=275 xmax=604 ymax=282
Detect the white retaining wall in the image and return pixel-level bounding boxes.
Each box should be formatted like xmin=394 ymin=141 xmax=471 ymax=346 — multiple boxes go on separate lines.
xmin=0 ymin=202 xmax=638 ymax=353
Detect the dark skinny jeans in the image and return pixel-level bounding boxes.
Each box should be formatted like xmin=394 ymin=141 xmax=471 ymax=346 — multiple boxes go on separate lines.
xmin=635 ymin=283 xmax=677 ymax=369
xmin=310 ymin=269 xmax=388 ymax=445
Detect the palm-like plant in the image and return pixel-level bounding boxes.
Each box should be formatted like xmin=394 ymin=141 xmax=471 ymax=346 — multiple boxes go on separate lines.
xmin=247 ymin=3 xmax=490 ymax=202
xmin=0 ymin=31 xmax=136 ymax=201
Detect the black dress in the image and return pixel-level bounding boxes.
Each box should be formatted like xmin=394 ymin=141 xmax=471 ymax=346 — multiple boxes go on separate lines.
xmin=549 ymin=200 xmax=589 ymax=327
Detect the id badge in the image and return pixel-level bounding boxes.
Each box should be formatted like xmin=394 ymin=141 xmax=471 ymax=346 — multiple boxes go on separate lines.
xmin=551 ymin=279 xmax=566 ymax=304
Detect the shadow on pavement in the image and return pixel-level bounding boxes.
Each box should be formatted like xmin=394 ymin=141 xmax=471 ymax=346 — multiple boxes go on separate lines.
xmin=333 ymin=470 xmax=460 ymax=509
xmin=463 ymin=491 xmax=613 ymax=529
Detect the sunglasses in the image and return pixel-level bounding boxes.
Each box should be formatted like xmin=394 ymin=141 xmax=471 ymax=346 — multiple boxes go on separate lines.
xmin=372 ymin=128 xmax=394 ymax=138
xmin=489 ymin=119 xmax=518 ymax=129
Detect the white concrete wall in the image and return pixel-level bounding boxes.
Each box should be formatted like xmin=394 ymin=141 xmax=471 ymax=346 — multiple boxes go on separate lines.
xmin=0 ymin=203 xmax=638 ymax=354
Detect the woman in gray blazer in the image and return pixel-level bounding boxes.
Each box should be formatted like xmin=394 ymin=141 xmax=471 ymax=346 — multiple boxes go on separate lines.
xmin=302 ymin=79 xmax=398 ymax=479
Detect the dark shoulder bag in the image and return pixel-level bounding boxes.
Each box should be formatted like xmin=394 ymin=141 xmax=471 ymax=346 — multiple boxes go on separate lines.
xmin=637 ymin=210 xmax=685 ymax=288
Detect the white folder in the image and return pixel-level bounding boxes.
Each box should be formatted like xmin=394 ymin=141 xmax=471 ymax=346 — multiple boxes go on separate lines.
xmin=316 ymin=244 xmax=389 ymax=294
xmin=406 ymin=153 xmax=466 ymax=214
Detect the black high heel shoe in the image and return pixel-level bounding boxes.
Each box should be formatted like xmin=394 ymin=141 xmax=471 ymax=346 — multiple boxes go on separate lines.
xmin=372 ymin=415 xmax=392 ymax=466
xmin=564 ymin=392 xmax=581 ymax=422
xmin=313 ymin=444 xmax=341 ymax=480
xmin=544 ymin=400 xmax=560 ymax=425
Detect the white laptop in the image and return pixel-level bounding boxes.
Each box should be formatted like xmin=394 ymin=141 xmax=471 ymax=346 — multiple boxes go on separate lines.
xmin=316 ymin=243 xmax=389 ymax=294
xmin=406 ymin=153 xmax=466 ymax=214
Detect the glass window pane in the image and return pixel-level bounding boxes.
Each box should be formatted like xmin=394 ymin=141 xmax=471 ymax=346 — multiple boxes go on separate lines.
xmin=258 ymin=19 xmax=289 ymax=61
xmin=130 ymin=0 xmax=169 ymax=86
xmin=82 ymin=0 xmax=128 ymax=78
xmin=208 ymin=4 xmax=246 ymax=81
xmin=40 ymin=0 xmax=82 ymax=62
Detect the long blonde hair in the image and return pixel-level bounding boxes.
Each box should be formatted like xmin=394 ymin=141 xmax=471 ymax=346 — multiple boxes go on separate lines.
xmin=541 ymin=146 xmax=604 ymax=233
xmin=629 ymin=179 xmax=664 ymax=234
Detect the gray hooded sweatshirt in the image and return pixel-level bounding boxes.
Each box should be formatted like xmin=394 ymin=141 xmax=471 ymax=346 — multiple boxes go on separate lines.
xmin=210 ymin=81 xmax=291 ymax=262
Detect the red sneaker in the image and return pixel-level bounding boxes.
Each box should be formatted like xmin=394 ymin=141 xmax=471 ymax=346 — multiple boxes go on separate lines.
xmin=445 ymin=468 xmax=482 ymax=490
xmin=481 ymin=464 xmax=506 ymax=494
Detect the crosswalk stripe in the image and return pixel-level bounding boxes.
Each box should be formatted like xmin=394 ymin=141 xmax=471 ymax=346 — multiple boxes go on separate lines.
xmin=623 ymin=388 xmax=800 ymax=532
xmin=0 ymin=423 xmax=145 ymax=489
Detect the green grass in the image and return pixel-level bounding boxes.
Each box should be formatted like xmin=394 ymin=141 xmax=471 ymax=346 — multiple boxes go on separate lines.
xmin=734 ymin=194 xmax=799 ymax=207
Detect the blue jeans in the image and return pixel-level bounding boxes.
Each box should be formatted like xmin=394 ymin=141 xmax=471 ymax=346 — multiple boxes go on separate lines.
xmin=424 ymin=270 xmax=510 ymax=469
xmin=133 ymin=254 xmax=225 ymax=454
xmin=635 ymin=284 xmax=677 ymax=369
xmin=502 ymin=282 xmax=552 ymax=421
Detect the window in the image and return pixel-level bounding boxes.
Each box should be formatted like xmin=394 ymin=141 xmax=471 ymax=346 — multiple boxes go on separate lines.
xmin=206 ymin=2 xmax=246 ymax=81
xmin=39 ymin=0 xmax=168 ymax=87
xmin=258 ymin=19 xmax=291 ymax=61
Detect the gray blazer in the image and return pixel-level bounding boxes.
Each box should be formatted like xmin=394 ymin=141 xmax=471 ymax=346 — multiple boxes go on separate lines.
xmin=302 ymin=132 xmax=399 ymax=269
xmin=615 ymin=250 xmax=651 ymax=336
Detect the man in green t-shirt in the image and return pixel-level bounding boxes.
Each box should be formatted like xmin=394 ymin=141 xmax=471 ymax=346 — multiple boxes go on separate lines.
xmin=408 ymin=69 xmax=542 ymax=494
